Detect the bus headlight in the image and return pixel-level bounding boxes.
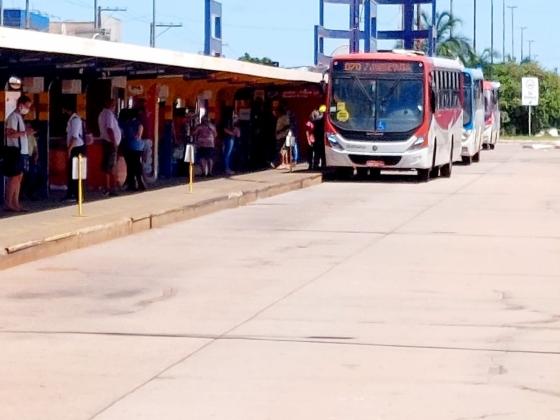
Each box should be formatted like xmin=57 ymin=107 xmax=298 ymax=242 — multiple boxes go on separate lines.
xmin=326 ymin=132 xmax=344 ymax=151
xmin=408 ymin=136 xmax=426 ymax=151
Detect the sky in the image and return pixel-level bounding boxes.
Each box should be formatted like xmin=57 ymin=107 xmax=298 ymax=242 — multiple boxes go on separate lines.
xmin=6 ymin=0 xmax=558 ymax=70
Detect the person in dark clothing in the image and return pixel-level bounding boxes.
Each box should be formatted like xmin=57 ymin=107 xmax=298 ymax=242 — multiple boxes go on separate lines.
xmin=305 ymin=106 xmax=326 ymax=170
xmin=122 ymin=109 xmax=146 ymax=191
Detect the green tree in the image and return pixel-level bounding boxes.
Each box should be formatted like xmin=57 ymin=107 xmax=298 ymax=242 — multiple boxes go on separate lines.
xmin=238 ymin=53 xmax=279 ymax=67
xmin=420 ymin=11 xmax=474 ymax=65
xmin=489 ymin=62 xmax=560 ymax=135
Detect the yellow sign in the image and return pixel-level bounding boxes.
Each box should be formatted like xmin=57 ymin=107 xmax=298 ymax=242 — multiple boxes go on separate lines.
xmin=337 ymin=102 xmax=346 ymax=111
xmin=336 ymin=110 xmax=350 ymax=122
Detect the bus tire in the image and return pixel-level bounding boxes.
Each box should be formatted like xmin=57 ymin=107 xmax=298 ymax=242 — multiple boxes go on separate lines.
xmin=490 ymin=143 xmax=496 ymax=150
xmin=335 ymin=167 xmax=354 ymax=180
xmin=482 ymin=143 xmax=489 ymax=150
xmin=441 ymin=146 xmax=453 ymax=178
xmin=369 ymin=169 xmax=381 ymax=178
xmin=417 ymin=169 xmax=430 ymax=182
xmin=462 ymin=155 xmax=472 ymax=165
xmin=356 ymin=168 xmax=369 ymax=179
xmin=473 ymin=151 xmax=481 ymax=162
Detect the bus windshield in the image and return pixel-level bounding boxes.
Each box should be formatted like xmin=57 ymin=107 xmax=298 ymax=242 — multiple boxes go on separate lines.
xmin=463 ymin=74 xmax=473 ymax=127
xmin=330 ymin=74 xmax=424 ymax=135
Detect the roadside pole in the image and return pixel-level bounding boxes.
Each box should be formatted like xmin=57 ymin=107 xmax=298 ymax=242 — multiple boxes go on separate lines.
xmin=184 ymin=144 xmax=195 ymax=193
xmin=522 ymin=77 xmax=539 ymax=137
xmin=72 ymin=154 xmax=87 ymax=217
xmin=528 ymin=105 xmax=532 ymax=137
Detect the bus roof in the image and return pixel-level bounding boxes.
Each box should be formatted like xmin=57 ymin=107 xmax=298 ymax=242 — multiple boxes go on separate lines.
xmin=464 ymin=67 xmax=484 ymax=80
xmin=484 ymin=80 xmax=501 ymax=90
xmin=332 ymin=51 xmax=464 ymax=72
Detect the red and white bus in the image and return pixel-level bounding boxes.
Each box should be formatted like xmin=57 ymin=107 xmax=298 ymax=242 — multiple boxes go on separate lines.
xmin=482 ymin=81 xmax=501 ymax=150
xmin=325 ymin=51 xmax=464 ymax=181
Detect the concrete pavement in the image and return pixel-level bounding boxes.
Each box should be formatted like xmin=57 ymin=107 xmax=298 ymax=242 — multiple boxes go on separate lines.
xmin=0 ymin=143 xmax=559 ymax=420
xmin=0 ymin=168 xmax=321 ymax=270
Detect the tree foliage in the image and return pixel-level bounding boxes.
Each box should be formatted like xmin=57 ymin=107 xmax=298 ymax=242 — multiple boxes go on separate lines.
xmin=487 ymin=62 xmax=560 ymax=135
xmin=420 ymin=11 xmax=475 ymax=65
xmin=238 ymin=53 xmax=279 ymax=67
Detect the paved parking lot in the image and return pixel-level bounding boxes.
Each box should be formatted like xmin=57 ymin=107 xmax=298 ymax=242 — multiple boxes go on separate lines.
xmin=1 ymin=143 xmax=559 ymax=420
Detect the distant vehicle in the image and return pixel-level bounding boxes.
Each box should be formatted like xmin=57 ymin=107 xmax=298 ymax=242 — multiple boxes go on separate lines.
xmin=325 ymin=50 xmax=464 ymax=181
xmin=461 ymin=68 xmax=485 ymax=164
xmin=482 ymin=81 xmax=501 ymax=150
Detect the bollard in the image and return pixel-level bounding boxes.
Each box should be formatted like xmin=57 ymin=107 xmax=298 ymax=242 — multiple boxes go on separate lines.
xmin=72 ymin=154 xmax=87 ymax=217
xmin=184 ymin=144 xmax=195 ymax=193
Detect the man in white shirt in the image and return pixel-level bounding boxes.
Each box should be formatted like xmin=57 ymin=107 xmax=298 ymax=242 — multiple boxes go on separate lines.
xmin=62 ymin=102 xmax=86 ymax=202
xmin=98 ymin=99 xmax=122 ymax=196
xmin=4 ymin=95 xmax=32 ymax=212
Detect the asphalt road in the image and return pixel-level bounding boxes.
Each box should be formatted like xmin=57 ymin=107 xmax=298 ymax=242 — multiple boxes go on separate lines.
xmin=1 ymin=143 xmax=559 ymax=420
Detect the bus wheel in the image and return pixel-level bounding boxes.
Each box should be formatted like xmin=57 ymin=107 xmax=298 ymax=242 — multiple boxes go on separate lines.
xmin=473 ymin=151 xmax=481 ymax=162
xmin=441 ymin=149 xmax=453 ymax=178
xmin=490 ymin=143 xmax=496 ymax=150
xmin=369 ymin=169 xmax=381 ymax=179
xmin=482 ymin=143 xmax=489 ymax=150
xmin=356 ymin=168 xmax=369 ymax=179
xmin=462 ymin=155 xmax=472 ymax=165
xmin=417 ymin=169 xmax=430 ymax=182
xmin=335 ymin=167 xmax=354 ymax=180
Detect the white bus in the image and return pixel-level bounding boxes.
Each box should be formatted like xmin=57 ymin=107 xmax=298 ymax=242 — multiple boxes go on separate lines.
xmin=325 ymin=51 xmax=464 ymax=181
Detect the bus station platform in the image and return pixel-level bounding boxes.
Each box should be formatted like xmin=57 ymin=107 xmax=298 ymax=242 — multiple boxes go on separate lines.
xmin=0 ymin=168 xmax=322 ymax=271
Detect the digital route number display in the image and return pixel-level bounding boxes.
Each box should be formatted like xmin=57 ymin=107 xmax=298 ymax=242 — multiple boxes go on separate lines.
xmin=333 ymin=60 xmax=423 ymax=74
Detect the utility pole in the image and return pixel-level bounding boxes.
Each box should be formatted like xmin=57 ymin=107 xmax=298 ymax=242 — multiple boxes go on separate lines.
xmin=450 ymin=0 xmax=454 ymax=36
xmin=97 ymin=6 xmax=127 ymax=36
xmin=528 ymin=39 xmax=535 ymax=62
xmin=94 ymin=0 xmax=98 ymax=29
xmin=25 ymin=0 xmax=30 ymax=29
xmin=507 ymin=5 xmax=517 ymax=61
xmin=151 ymin=0 xmax=156 ymax=48
xmin=520 ymin=26 xmax=527 ymax=62
xmin=502 ymin=0 xmax=506 ymax=62
xmin=473 ymin=0 xmax=477 ymax=53
xmin=0 ymin=0 xmax=3 ymax=26
xmin=491 ymin=0 xmax=494 ymax=65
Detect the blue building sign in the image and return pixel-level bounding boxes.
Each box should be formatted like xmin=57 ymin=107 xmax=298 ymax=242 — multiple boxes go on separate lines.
xmin=204 ymin=0 xmax=222 ymax=57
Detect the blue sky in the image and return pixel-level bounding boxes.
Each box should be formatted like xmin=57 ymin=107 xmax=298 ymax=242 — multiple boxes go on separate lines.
xmin=8 ymin=0 xmax=558 ymax=70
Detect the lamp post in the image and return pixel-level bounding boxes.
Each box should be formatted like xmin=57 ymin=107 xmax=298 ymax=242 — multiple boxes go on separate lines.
xmin=507 ymin=5 xmax=517 ymax=61
xmin=491 ymin=0 xmax=494 ymax=65
xmin=520 ymin=26 xmax=527 ymax=62
xmin=473 ymin=0 xmax=477 ymax=53
xmin=502 ymin=0 xmax=506 ymax=62
xmin=528 ymin=39 xmax=535 ymax=62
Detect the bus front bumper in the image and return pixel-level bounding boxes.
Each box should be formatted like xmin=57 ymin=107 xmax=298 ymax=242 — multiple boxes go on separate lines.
xmin=325 ymin=145 xmax=433 ymax=170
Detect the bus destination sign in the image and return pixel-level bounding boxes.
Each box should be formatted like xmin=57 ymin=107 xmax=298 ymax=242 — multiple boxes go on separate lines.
xmin=333 ymin=61 xmax=422 ymax=74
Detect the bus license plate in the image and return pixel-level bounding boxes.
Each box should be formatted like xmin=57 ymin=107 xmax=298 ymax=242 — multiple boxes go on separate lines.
xmin=366 ymin=160 xmax=384 ymax=168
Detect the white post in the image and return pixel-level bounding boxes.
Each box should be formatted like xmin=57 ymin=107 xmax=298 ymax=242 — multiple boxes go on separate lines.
xmin=528 ymin=105 xmax=532 ymax=137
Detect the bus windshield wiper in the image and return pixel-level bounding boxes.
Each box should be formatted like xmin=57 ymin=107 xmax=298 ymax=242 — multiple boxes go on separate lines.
xmin=351 ymin=74 xmax=375 ymax=105
xmin=379 ymin=77 xmax=404 ymax=106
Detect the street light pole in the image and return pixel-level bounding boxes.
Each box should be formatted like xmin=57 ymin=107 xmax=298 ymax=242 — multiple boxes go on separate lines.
xmin=491 ymin=0 xmax=494 ymax=65
xmin=151 ymin=0 xmax=156 ymax=47
xmin=94 ymin=0 xmax=98 ymax=29
xmin=528 ymin=39 xmax=535 ymax=62
xmin=520 ymin=26 xmax=527 ymax=62
xmin=25 ymin=0 xmax=30 ymax=29
xmin=507 ymin=5 xmax=517 ymax=61
xmin=502 ymin=0 xmax=506 ymax=62
xmin=473 ymin=0 xmax=477 ymax=53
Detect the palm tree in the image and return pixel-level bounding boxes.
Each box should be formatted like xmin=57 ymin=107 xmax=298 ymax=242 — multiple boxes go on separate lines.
xmin=420 ymin=11 xmax=474 ymax=65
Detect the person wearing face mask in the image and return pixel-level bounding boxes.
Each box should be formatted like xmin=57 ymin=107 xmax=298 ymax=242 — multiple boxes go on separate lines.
xmin=4 ymin=95 xmax=32 ymax=212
